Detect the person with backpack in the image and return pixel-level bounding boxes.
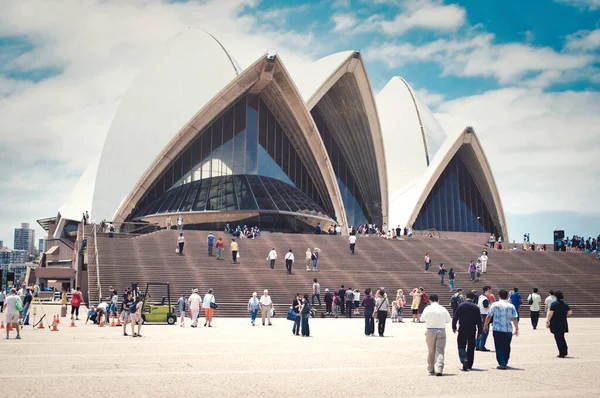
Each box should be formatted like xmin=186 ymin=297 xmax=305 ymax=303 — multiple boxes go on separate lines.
xmin=129 ymin=295 xmax=143 ymax=337
xmin=450 ymin=289 xmax=464 ymax=315
xmin=291 ymin=293 xmax=301 ymax=335
xmin=510 ymin=288 xmax=523 ymax=322
xmin=476 ymin=286 xmax=494 ymax=351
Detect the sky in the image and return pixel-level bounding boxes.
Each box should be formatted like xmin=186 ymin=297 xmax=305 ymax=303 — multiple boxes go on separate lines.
xmin=0 ymin=0 xmax=599 ymax=247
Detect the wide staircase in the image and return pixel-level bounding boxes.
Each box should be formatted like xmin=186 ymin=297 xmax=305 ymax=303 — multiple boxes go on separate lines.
xmin=91 ymin=230 xmax=600 ymax=318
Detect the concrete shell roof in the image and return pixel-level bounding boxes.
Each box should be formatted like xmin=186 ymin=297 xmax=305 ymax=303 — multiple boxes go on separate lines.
xmin=59 ymin=154 xmax=100 ymax=222
xmin=377 ymin=77 xmax=447 ymax=199
xmin=91 ymin=28 xmax=240 ymax=221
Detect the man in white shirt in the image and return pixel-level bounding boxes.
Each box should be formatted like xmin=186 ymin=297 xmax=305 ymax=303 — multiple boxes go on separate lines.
xmin=259 ymin=290 xmax=273 ymax=326
xmin=335 ymin=225 xmax=341 ymax=235
xmin=312 ymin=279 xmax=321 ymax=306
xmin=187 ymin=289 xmax=202 ymax=327
xmin=420 ymin=294 xmax=451 ymax=376
xmin=527 ymin=287 xmax=542 ymax=329
xmin=544 ymin=290 xmax=556 ymax=318
xmin=177 ymin=216 xmax=183 ymax=231
xmin=480 ymin=253 xmax=488 ymax=273
xmin=266 ymin=248 xmax=277 ymax=270
xmin=284 ymin=249 xmax=295 ymax=274
xmin=349 ymin=235 xmax=357 ymax=254
xmin=3 ymin=288 xmax=22 ymax=339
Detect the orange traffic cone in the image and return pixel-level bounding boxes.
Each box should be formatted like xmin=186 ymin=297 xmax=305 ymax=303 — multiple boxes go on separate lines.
xmin=116 ymin=313 xmax=122 ymax=326
xmin=0 ymin=321 xmax=4 ymax=329
xmin=110 ymin=315 xmax=116 ymax=327
xmin=98 ymin=316 xmax=105 ymax=327
xmin=69 ymin=317 xmax=76 ymax=327
xmin=51 ymin=316 xmax=59 ymax=332
xmin=56 ymin=315 xmax=60 ymax=325
xmin=38 ymin=318 xmax=45 ymax=329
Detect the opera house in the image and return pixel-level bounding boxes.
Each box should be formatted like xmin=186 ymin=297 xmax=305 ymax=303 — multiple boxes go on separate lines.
xmin=40 ymin=29 xmax=507 ymax=244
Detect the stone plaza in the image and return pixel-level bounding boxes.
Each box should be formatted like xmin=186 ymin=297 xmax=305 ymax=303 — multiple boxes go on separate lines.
xmin=1 ymin=306 xmax=599 ymax=397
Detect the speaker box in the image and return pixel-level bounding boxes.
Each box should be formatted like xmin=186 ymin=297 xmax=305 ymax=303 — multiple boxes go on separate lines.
xmin=553 ymin=230 xmax=565 ymax=240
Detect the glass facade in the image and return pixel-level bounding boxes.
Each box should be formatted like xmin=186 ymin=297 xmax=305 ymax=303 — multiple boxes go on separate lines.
xmin=413 ymin=154 xmax=500 ymax=236
xmin=311 ymin=111 xmax=369 ymax=228
xmin=133 ymin=95 xmax=332 ymax=218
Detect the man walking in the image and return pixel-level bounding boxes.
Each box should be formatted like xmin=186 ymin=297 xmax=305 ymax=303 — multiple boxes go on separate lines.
xmin=345 ymin=288 xmax=354 ymax=317
xmin=484 ymin=289 xmax=519 ymax=370
xmin=480 ymin=252 xmax=488 ymax=273
xmin=510 ymin=288 xmax=522 ymax=322
xmin=207 ymin=232 xmax=215 ymax=257
xmin=231 ymin=239 xmax=239 ymax=264
xmin=187 ymin=289 xmax=202 ymax=328
xmin=421 ymin=294 xmax=451 ymax=376
xmin=450 ymin=289 xmax=464 ymax=316
xmin=259 ymin=290 xmax=273 ymax=326
xmin=324 ymin=289 xmax=333 ymax=315
xmin=312 ymin=279 xmax=321 ymax=306
xmin=177 ymin=233 xmax=185 ymax=256
xmin=3 ymin=288 xmax=22 ymax=339
xmin=527 ymin=287 xmax=542 ymax=329
xmin=476 ymin=286 xmax=494 ymax=351
xmin=349 ymin=234 xmax=356 ymax=254
xmin=266 ymin=248 xmax=277 ymax=270
xmin=215 ymin=237 xmax=224 ymax=260
xmin=452 ymin=292 xmax=483 ymax=371
xmin=338 ymin=285 xmax=346 ymax=315
xmin=285 ymin=249 xmax=295 ymax=274
xmin=544 ymin=290 xmax=556 ymax=319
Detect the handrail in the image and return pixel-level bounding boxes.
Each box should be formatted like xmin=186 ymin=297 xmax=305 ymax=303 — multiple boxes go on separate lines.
xmin=93 ymin=226 xmax=101 ymax=305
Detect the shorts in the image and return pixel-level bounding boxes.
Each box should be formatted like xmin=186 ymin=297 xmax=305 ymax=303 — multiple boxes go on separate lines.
xmin=412 ymin=309 xmax=418 ymax=315
xmin=6 ymin=313 xmax=19 ymax=324
xmin=129 ymin=313 xmax=142 ymax=323
xmin=354 ymin=301 xmax=359 ymax=308
xmin=120 ymin=311 xmax=130 ymax=323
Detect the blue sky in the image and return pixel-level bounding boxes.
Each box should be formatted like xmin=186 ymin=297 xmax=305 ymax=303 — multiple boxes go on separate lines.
xmin=0 ymin=0 xmax=598 ymax=246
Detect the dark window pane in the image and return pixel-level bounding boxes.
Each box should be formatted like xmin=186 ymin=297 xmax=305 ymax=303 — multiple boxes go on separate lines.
xmin=164 ymin=165 xmax=174 ymax=190
xmin=194 ymin=179 xmax=210 ymax=211
xmin=180 ymin=182 xmax=200 ymax=212
xmin=247 ymin=175 xmax=277 ymax=210
xmin=201 ymin=129 xmax=212 ymax=164
xmin=192 ymin=137 xmax=201 ymax=168
xmin=246 ymin=96 xmax=258 ymax=175
xmin=234 ymin=175 xmax=258 ymax=210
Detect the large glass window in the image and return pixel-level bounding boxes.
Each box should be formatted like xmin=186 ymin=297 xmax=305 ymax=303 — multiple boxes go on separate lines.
xmin=413 ymin=154 xmax=499 ymax=236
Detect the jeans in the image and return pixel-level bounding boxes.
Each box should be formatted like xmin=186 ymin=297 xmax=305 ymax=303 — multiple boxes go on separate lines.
xmin=470 ymin=271 xmax=475 ymax=281
xmin=312 ymin=258 xmax=318 ymax=271
xmin=346 ymin=300 xmax=353 ymax=317
xmin=553 ymin=332 xmax=568 ymax=356
xmin=232 ymin=251 xmax=238 ymax=263
xmin=350 ymin=243 xmax=355 ymax=254
xmin=425 ymin=262 xmax=430 ymax=271
xmin=514 ymin=307 xmax=520 ymax=322
xmin=301 ymin=313 xmax=310 ymax=336
xmin=269 ymin=259 xmax=275 ymax=269
xmin=457 ymin=330 xmax=476 ymax=368
xmin=285 ymin=259 xmax=293 ymax=274
xmin=22 ymin=303 xmax=30 ymax=324
xmin=364 ymin=308 xmax=374 ymax=335
xmin=530 ymin=311 xmax=540 ymax=329
xmin=250 ymin=309 xmax=258 ymax=324
xmin=440 ymin=274 xmax=445 ymax=285
xmin=216 ymin=247 xmax=222 ymax=259
xmin=292 ymin=314 xmax=301 ymax=334
xmin=492 ymin=331 xmax=513 ymax=366
xmin=476 ymin=315 xmax=488 ymax=350
xmin=311 ymin=294 xmax=321 ymax=306
xmin=377 ymin=310 xmax=387 ymax=336
xmin=449 ymin=279 xmax=454 ymax=291
xmin=208 ymin=244 xmax=213 ymax=256
xmin=178 ymin=242 xmax=184 ymax=256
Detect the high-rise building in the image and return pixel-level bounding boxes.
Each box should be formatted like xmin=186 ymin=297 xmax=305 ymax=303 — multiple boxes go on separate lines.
xmin=14 ymin=223 xmax=35 ymax=257
xmin=0 ymin=240 xmax=4 ymax=249
xmin=38 ymin=238 xmax=44 ymax=253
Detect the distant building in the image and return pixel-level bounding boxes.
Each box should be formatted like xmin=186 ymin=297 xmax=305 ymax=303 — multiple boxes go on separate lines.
xmin=0 ymin=240 xmax=3 ymax=249
xmin=38 ymin=238 xmax=44 ymax=253
xmin=0 ymin=247 xmax=28 ymax=264
xmin=14 ymin=223 xmax=35 ymax=257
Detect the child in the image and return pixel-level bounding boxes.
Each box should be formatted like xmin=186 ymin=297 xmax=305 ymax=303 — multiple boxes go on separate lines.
xmin=353 ymin=289 xmax=360 ymax=315
xmin=390 ymin=299 xmax=398 ymax=323
xmin=476 ymin=263 xmax=482 ymax=282
xmin=177 ymin=292 xmax=186 ymax=327
xmin=397 ymin=290 xmax=406 ymax=323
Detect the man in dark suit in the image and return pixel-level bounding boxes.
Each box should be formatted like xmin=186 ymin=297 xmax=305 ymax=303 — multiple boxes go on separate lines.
xmin=338 ymin=285 xmax=346 ymax=315
xmin=452 ymin=292 xmax=483 ymax=371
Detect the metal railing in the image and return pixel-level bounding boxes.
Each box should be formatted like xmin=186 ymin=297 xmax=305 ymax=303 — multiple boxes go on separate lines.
xmin=93 ymin=226 xmax=102 ymax=304
xmin=92 ymin=221 xmax=161 ymax=236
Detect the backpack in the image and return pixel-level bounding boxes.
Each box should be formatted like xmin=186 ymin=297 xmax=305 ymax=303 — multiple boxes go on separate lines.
xmin=478 ymin=295 xmax=490 ymax=309
xmin=422 ymin=293 xmax=429 ymax=305
xmin=128 ymin=301 xmax=137 ymax=314
xmin=450 ymin=294 xmax=462 ymax=310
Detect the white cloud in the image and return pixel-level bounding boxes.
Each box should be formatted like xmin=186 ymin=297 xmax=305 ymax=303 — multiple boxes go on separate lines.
xmin=331 ymin=0 xmax=351 ymax=8
xmin=366 ymin=33 xmax=596 ymax=85
xmin=331 ymin=13 xmax=359 ymax=32
xmin=566 ymin=29 xmax=600 ymax=51
xmin=414 ymin=88 xmax=445 ymax=107
xmin=435 ymin=88 xmax=600 ymax=214
xmin=554 ymin=0 xmax=600 ymax=10
xmin=0 ymin=0 xmax=321 ymax=248
xmin=355 ymin=0 xmax=466 ymax=35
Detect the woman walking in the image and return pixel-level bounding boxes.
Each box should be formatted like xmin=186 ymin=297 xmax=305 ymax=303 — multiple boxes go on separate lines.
xmin=292 ymin=293 xmax=301 ymax=335
xmin=448 ymin=268 xmax=455 ymax=292
xmin=396 ymin=289 xmax=406 ymax=323
xmin=375 ymin=288 xmax=389 ymax=336
xmin=305 ymin=248 xmax=312 ymax=271
xmin=410 ymin=287 xmax=421 ymax=322
xmin=424 ymin=253 xmax=431 ymax=272
xmin=546 ymin=291 xmax=572 ymax=358
xmin=202 ymin=289 xmax=216 ymax=327
xmin=438 ymin=263 xmax=447 ymax=285
xmin=129 ymin=295 xmax=143 ymax=337
xmin=469 ymin=261 xmax=476 ymax=281
xmin=248 ymin=292 xmax=259 ymax=326
xmin=300 ymin=293 xmax=311 ymax=337
xmin=70 ymin=287 xmax=83 ymax=320
xmin=361 ymin=288 xmax=376 ymax=335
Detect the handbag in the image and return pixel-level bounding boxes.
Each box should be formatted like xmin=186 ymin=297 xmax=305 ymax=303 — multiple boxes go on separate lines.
xmin=175 ymin=247 xmax=179 ymax=254
xmin=286 ymin=308 xmax=298 ymax=321
xmin=210 ymin=302 xmax=218 ymax=309
xmin=15 ymin=299 xmax=23 ymax=312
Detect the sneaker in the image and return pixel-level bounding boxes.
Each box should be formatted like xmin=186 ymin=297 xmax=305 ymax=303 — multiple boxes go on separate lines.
xmin=5 ymin=336 xmax=8 ymax=340
xmin=462 ymin=361 xmax=469 ymax=372
xmin=435 ymin=372 xmax=442 ymax=376
xmin=496 ymin=365 xmax=507 ymax=370
xmin=15 ymin=335 xmax=21 ymax=340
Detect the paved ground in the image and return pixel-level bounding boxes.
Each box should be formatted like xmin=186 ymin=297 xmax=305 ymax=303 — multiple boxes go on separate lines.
xmin=2 ymin=306 xmax=599 ymax=397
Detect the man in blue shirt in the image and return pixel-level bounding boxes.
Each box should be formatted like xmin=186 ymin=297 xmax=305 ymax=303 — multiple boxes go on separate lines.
xmin=207 ymin=232 xmax=215 ymax=257
xmin=510 ymin=288 xmax=522 ymax=322
xmin=484 ymin=289 xmax=519 ymax=370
